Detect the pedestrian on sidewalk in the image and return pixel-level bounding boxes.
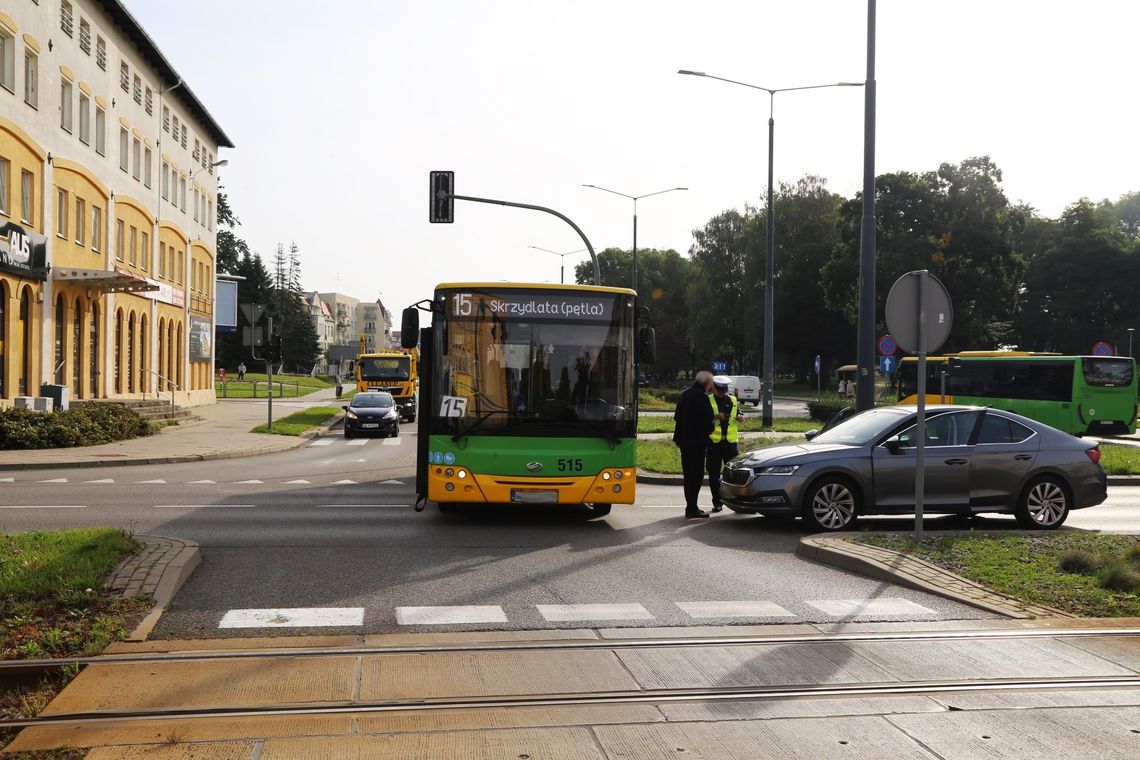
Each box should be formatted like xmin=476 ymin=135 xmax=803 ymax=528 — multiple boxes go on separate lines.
xmin=673 ymin=370 xmax=715 ymax=519
xmin=237 ymin=361 xmax=247 ymax=382
xmin=707 ymin=375 xmax=744 ymax=513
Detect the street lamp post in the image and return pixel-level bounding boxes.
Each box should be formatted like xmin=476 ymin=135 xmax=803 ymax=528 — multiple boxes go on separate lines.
xmin=527 ymin=246 xmax=590 ymax=284
xmin=1128 ymin=328 xmax=1135 ymax=357
xmin=581 ymin=185 xmax=687 ymax=293
xmin=678 ymin=70 xmax=861 ymax=426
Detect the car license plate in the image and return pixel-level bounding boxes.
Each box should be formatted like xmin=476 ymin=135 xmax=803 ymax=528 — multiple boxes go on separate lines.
xmin=511 ymin=490 xmax=558 ymax=504
xmin=361 ymin=423 xmax=379 ymax=429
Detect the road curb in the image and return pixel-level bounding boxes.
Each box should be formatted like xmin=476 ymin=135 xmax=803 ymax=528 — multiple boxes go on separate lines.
xmin=796 ymin=532 xmax=1074 ymax=620
xmin=106 ymin=535 xmax=203 ymax=642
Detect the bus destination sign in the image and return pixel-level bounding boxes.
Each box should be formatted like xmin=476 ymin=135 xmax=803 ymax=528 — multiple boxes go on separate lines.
xmin=447 ymin=291 xmax=616 ymax=322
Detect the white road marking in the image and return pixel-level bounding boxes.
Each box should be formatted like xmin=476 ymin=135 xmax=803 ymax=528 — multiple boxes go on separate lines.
xmin=187 ymin=480 xmax=216 ymax=484
xmin=137 ymin=479 xmax=166 ymax=484
xmin=0 ymin=477 xmax=15 ymax=483
xmin=85 ymin=479 xmax=115 ymax=484
xmin=346 ymin=439 xmax=368 ymax=446
xmin=153 ymin=504 xmax=257 ymax=509
xmin=537 ymin=603 xmax=654 ymax=622
xmin=37 ymin=478 xmax=67 ymax=483
xmin=382 ymin=438 xmax=402 ymax=446
xmin=380 ymin=479 xmax=405 ymax=485
xmin=329 ymin=479 xmax=358 ymax=485
xmin=219 ymin=607 xmax=365 ymax=629
xmin=317 ymin=504 xmax=407 ymax=508
xmin=0 ymin=505 xmax=86 ymax=509
xmin=805 ymin=598 xmax=938 ymax=616
xmin=676 ymin=601 xmax=795 ymax=619
xmin=396 ymin=606 xmax=508 ymax=625
xmin=310 ymin=439 xmax=334 ymax=447
xmin=235 ymin=480 xmax=264 ymax=484
xmin=286 ymin=479 xmax=311 ymax=484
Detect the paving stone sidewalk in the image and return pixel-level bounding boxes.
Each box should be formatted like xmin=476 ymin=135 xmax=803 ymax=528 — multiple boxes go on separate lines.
xmin=107 ymin=535 xmax=197 ymax=599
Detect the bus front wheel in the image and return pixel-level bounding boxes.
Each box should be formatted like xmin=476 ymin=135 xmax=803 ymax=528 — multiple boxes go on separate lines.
xmin=585 ymin=503 xmax=612 ymax=519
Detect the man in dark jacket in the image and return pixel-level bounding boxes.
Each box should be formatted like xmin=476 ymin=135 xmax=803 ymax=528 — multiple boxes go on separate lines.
xmin=673 ymin=370 xmax=716 ymax=518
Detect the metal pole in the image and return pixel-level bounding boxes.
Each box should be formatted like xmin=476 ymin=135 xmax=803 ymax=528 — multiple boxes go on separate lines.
xmin=855 ymin=0 xmax=878 ymax=413
xmin=940 ymin=370 xmax=946 ymax=404
xmin=914 ymin=270 xmax=927 ymax=543
xmin=266 ymin=317 xmax=274 ymax=431
xmin=632 ymin=202 xmax=638 ymax=293
xmin=1129 ymin=329 xmax=1134 ymax=357
xmin=560 ymin=257 xmax=565 ymax=285
xmin=763 ymin=98 xmax=775 ymax=428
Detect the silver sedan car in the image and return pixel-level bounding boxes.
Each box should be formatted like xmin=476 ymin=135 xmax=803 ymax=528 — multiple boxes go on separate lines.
xmin=718 ymin=405 xmax=1107 ymax=532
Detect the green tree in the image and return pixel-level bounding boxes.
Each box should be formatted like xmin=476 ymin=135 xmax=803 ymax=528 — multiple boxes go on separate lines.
xmin=685 ymin=210 xmax=756 ymax=373
xmin=214 ymin=190 xmax=246 ymax=274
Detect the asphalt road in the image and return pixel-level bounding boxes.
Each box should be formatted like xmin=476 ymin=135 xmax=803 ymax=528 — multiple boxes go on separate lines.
xmin=2 ymin=434 xmax=1137 ymax=639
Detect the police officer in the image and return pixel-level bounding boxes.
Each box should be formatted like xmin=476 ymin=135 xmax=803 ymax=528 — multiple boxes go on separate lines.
xmin=707 ymin=375 xmax=744 ymax=512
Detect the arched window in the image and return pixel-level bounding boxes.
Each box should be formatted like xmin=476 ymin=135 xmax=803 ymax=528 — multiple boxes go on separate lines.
xmin=0 ymin=281 xmax=7 ymax=399
xmin=139 ymin=314 xmax=149 ymax=392
xmin=19 ymin=288 xmax=32 ymax=396
xmin=127 ymin=312 xmax=136 ymax=393
xmin=176 ymin=321 xmax=184 ymax=389
xmin=114 ymin=309 xmax=123 ymax=394
xmin=157 ymin=318 xmax=166 ymax=382
xmin=90 ymin=303 xmax=100 ymax=398
xmin=55 ymin=296 xmax=66 ymax=384
xmin=73 ymin=298 xmax=83 ymax=397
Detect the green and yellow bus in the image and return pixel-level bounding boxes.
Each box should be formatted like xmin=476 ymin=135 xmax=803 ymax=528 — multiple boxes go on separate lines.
xmin=401 ymin=282 xmax=652 ymax=517
xmin=897 ymin=352 xmax=1138 ymax=435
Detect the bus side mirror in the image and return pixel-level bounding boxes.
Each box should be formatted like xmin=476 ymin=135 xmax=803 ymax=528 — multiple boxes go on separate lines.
xmin=401 ymin=308 xmax=419 ymax=349
xmin=639 ymin=327 xmax=656 ymax=364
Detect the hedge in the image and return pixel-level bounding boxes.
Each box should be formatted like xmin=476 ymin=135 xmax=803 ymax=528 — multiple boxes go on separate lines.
xmin=0 ymin=403 xmax=152 ymax=450
xmin=806 ymin=400 xmax=851 ymax=422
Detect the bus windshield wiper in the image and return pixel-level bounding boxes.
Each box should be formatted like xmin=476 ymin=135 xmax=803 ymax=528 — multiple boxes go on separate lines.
xmin=451 ymin=410 xmax=507 ymax=441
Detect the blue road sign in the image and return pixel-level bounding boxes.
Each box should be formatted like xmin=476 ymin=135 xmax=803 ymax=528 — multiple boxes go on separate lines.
xmin=879 ymin=355 xmax=896 ymax=374
xmin=1092 ymin=341 xmax=1114 ymax=357
xmin=814 ymin=355 xmax=821 ymax=375
xmin=878 ymin=334 xmax=898 ymax=357
xmin=712 ymin=361 xmax=728 ymax=373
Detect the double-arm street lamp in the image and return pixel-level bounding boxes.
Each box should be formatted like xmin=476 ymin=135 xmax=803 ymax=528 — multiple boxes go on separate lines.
xmin=528 ymin=245 xmax=590 ymax=284
xmin=678 ymin=70 xmax=861 ymax=426
xmin=581 ymin=184 xmax=687 ymax=292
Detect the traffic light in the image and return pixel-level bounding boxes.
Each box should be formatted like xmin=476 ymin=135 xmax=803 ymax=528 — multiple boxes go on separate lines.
xmin=429 ymin=171 xmax=454 ymax=223
xmin=269 ymin=334 xmax=283 ymax=364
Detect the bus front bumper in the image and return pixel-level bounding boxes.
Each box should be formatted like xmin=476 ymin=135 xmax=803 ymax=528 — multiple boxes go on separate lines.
xmin=428 ymin=466 xmax=636 ymax=505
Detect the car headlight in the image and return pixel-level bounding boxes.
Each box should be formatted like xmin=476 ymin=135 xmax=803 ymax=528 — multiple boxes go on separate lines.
xmin=755 ymin=464 xmax=800 ymax=475
xmin=385 ymin=409 xmax=399 ymax=419
xmin=345 ymin=411 xmax=358 ymax=420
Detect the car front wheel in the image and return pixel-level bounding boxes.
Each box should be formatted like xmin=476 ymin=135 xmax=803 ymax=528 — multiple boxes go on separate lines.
xmin=1016 ymin=476 xmax=1070 ymax=529
xmin=802 ymin=477 xmax=859 ymax=532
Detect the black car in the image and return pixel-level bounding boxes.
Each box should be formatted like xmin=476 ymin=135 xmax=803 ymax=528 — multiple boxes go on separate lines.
xmin=343 ymin=392 xmax=400 ymax=438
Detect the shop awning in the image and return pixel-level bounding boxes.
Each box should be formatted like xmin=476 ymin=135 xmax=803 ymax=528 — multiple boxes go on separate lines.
xmin=52 ymin=268 xmax=159 ymax=294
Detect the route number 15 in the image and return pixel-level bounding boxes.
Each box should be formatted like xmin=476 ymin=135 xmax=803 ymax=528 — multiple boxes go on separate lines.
xmin=454 ymin=293 xmax=472 ymax=316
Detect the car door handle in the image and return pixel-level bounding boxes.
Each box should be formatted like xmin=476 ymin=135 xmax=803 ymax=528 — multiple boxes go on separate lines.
xmin=944 ymin=458 xmax=968 ymax=465
xmin=1013 ymin=454 xmax=1033 ymax=461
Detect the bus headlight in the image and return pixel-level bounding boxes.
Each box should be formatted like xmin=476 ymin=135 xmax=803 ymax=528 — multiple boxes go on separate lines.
xmin=457 ymin=470 xmax=467 ymax=479
xmin=602 ymin=472 xmax=612 ymax=480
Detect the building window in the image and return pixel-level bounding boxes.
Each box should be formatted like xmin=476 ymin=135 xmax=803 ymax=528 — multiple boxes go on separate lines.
xmin=20 ymin=170 xmax=33 ymax=223
xmin=115 ymin=219 xmax=124 ymax=260
xmin=207 ymin=198 xmax=213 ymax=230
xmin=140 ymin=231 xmax=148 ymax=271
xmin=192 ymin=189 xmax=199 ymax=223
xmin=92 ymin=206 xmax=102 ymax=251
xmin=171 ymin=116 xmax=180 ymax=143
xmin=193 ymin=139 xmax=200 ymax=162
xmin=119 ymin=127 xmax=129 ymax=172
xmin=61 ymin=2 xmax=74 ymax=37
xmin=0 ymin=26 xmax=14 ymax=94
xmin=0 ymin=157 xmax=8 ymax=216
xmin=159 ymin=242 xmax=166 ymax=277
xmin=176 ymin=250 xmax=183 ymax=284
xmin=180 ymin=130 xmax=187 ymax=149
xmin=78 ymin=92 xmax=90 ymax=143
xmin=79 ymin=18 xmax=91 ymax=54
xmin=132 ymin=74 xmax=141 ymax=105
xmin=75 ymin=197 xmax=85 ymax=245
xmin=208 ymin=153 xmax=215 ymax=175
xmin=161 ymin=161 xmax=169 ymax=200
xmin=132 ymin=137 xmax=141 ymax=181
xmin=119 ymin=61 xmax=129 ymax=93
xmin=128 ymin=226 xmax=137 ymax=266
xmin=179 ymin=177 xmax=186 ymax=212
xmin=144 ymin=87 xmax=153 ymax=115
xmin=60 ymin=79 xmax=74 ymax=132
xmin=162 ymin=106 xmax=170 ymax=132
xmin=23 ymin=49 xmax=37 ymax=107
xmin=144 ymin=147 xmax=152 ymax=188
xmin=96 ymin=36 xmax=106 ymax=69
xmin=56 ymin=189 xmax=69 ymax=238
xmin=95 ymin=105 xmax=106 ymax=155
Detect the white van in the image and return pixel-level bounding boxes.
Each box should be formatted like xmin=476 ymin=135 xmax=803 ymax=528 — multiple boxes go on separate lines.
xmin=725 ymin=375 xmax=761 ymax=405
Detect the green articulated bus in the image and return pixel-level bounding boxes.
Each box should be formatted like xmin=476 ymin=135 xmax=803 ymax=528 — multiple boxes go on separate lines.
xmin=897 ymin=351 xmax=1138 ymax=436
xmin=400 ymin=282 xmax=655 ymax=517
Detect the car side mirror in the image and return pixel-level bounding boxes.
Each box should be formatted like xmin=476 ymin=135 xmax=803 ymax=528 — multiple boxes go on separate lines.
xmin=341 ymin=405 xmax=348 ymax=411
xmin=884 ymin=437 xmax=905 ymax=454
xmin=804 ymin=429 xmax=819 ymax=441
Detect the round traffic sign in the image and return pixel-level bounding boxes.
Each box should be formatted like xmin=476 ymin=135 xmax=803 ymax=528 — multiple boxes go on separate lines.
xmin=877 ymin=334 xmax=897 ymax=357
xmin=884 ymin=271 xmax=953 ymax=355
xmin=1092 ymin=341 xmax=1114 ymax=357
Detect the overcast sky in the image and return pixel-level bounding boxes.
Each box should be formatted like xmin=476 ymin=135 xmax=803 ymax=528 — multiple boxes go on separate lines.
xmin=129 ymin=0 xmax=1140 ymax=316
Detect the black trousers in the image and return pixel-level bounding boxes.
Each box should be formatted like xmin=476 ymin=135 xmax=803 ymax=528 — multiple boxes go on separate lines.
xmin=680 ymin=445 xmax=707 ymax=511
xmin=706 ymin=442 xmax=739 ymax=505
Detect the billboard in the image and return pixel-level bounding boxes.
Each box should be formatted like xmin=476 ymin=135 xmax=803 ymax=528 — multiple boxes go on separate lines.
xmin=189 ymin=316 xmax=213 ymax=363
xmin=215 ymin=279 xmax=238 ymax=333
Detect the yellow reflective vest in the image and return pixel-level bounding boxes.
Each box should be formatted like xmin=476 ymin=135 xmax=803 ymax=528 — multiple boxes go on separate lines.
xmin=708 ymin=393 xmax=740 ymax=443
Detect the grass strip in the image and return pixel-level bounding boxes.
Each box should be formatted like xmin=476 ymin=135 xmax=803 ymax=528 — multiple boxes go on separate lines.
xmin=860 ymin=532 xmax=1140 ymax=617
xmin=637 ymin=436 xmax=802 ymax=474
xmin=1100 ymin=444 xmax=1140 ymax=475
xmin=250 ymin=406 xmax=341 ymax=436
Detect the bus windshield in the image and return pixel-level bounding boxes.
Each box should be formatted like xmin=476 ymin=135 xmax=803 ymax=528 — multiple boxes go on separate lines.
xmin=360 ymin=357 xmax=410 ymax=381
xmin=431 ymin=288 xmax=635 ymax=438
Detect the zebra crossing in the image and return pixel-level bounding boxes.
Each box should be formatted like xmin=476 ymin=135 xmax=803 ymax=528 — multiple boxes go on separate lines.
xmin=309 ymin=437 xmax=402 ymax=448
xmin=217 ymin=598 xmax=940 ymax=629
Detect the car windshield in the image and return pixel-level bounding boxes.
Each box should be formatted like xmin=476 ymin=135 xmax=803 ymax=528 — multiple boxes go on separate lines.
xmin=353 ymin=394 xmax=393 ymax=409
xmin=811 ymin=407 xmax=912 ymax=446
xmin=360 ymin=357 xmax=410 ymax=381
